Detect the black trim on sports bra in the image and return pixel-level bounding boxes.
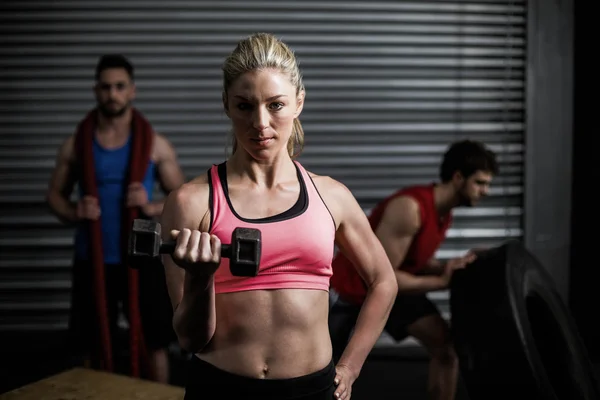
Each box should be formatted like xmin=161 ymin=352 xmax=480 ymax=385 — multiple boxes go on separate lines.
xmin=207 ymin=168 xmax=214 ymax=232
xmin=216 ymin=161 xmax=308 ymax=224
xmin=306 ymin=173 xmax=337 ymax=233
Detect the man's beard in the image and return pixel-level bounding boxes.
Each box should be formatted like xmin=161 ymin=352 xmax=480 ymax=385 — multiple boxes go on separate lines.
xmin=98 ymin=102 xmax=129 ymax=118
xmin=458 ymin=188 xmax=475 ymax=207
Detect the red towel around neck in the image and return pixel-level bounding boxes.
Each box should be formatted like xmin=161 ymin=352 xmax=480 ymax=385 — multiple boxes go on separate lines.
xmin=74 ymin=107 xmax=154 ymax=379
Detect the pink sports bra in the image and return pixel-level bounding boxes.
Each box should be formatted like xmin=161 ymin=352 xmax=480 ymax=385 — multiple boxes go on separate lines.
xmin=208 ymin=161 xmax=335 ymax=294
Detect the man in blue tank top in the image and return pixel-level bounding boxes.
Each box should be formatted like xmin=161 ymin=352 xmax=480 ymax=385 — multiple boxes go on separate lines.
xmin=46 ymin=54 xmax=186 ymax=383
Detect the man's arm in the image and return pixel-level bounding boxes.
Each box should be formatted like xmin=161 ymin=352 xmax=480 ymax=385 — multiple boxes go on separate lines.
xmin=375 ymin=195 xmax=449 ymax=294
xmin=417 ymin=258 xmax=446 ymax=275
xmin=143 ymin=133 xmax=186 ymax=217
xmin=46 ymin=135 xmax=79 ymax=224
xmin=419 ymin=252 xmax=479 ymax=276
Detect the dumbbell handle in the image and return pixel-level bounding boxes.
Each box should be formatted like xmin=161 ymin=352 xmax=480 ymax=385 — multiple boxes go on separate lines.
xmin=158 ymin=240 xmax=232 ymax=259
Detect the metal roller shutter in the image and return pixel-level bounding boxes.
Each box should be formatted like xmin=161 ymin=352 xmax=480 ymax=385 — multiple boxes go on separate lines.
xmin=0 ymin=0 xmax=525 ymax=344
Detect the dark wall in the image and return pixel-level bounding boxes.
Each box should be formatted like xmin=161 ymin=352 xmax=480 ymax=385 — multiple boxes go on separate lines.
xmin=569 ymin=0 xmax=599 ymax=361
xmin=524 ymin=0 xmax=574 ymax=303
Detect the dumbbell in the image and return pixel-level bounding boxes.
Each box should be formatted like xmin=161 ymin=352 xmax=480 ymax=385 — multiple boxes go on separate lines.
xmin=127 ymin=219 xmax=261 ymax=277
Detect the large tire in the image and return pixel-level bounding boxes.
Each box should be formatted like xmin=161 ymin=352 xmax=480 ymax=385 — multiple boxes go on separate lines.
xmin=450 ymin=240 xmax=600 ymax=400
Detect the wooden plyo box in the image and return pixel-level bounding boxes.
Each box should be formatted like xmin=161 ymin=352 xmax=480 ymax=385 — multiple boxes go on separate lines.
xmin=0 ymin=367 xmax=185 ymax=400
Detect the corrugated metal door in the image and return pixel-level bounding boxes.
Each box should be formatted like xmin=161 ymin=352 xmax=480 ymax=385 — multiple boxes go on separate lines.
xmin=0 ymin=1 xmax=525 ymax=339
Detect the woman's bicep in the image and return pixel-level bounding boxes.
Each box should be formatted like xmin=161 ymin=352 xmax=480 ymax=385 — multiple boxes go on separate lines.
xmin=159 ymin=183 xmax=208 ymax=311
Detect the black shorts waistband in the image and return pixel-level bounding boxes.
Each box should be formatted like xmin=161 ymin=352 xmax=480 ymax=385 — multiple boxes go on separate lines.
xmin=184 ymin=355 xmax=336 ymax=400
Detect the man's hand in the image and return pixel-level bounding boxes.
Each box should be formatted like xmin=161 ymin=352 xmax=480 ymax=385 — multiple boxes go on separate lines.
xmin=470 ymin=247 xmax=489 ymax=255
xmin=126 ymin=182 xmax=149 ymax=210
xmin=76 ymin=195 xmax=101 ymax=220
xmin=440 ymin=251 xmax=477 ymax=287
xmin=334 ymin=363 xmax=357 ymax=399
xmin=446 ymin=251 xmax=477 ymax=271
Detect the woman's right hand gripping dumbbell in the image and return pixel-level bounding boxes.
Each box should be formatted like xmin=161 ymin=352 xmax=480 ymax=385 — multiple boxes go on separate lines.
xmin=169 ymin=229 xmax=222 ymax=276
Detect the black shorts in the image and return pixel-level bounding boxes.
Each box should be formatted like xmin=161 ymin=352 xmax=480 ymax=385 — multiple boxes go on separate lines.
xmin=184 ymin=356 xmax=336 ymax=400
xmin=68 ymin=257 xmax=175 ymax=355
xmin=328 ymin=289 xmax=439 ymax=362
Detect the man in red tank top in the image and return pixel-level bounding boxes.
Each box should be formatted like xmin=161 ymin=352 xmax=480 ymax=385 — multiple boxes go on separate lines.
xmin=329 ymin=140 xmax=499 ymax=400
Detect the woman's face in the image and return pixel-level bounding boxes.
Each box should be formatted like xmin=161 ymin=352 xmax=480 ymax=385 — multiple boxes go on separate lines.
xmin=224 ymin=69 xmax=304 ymax=160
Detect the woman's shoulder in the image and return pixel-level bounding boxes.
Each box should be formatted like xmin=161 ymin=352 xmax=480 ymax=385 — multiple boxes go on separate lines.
xmin=301 ymin=166 xmax=357 ymax=215
xmin=303 ymin=168 xmax=352 ymax=199
xmin=179 ymin=169 xmax=211 ymax=195
xmin=162 ymin=171 xmax=212 ymax=227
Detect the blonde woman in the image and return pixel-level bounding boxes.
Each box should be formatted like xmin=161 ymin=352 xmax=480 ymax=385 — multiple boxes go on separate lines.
xmin=160 ymin=33 xmax=398 ymax=400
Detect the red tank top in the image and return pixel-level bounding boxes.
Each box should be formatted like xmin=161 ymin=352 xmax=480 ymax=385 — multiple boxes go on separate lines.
xmin=330 ymin=184 xmax=452 ymax=305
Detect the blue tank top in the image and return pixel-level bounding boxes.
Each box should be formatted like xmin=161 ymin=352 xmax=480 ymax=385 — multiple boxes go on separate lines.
xmin=75 ymin=134 xmax=155 ymax=264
